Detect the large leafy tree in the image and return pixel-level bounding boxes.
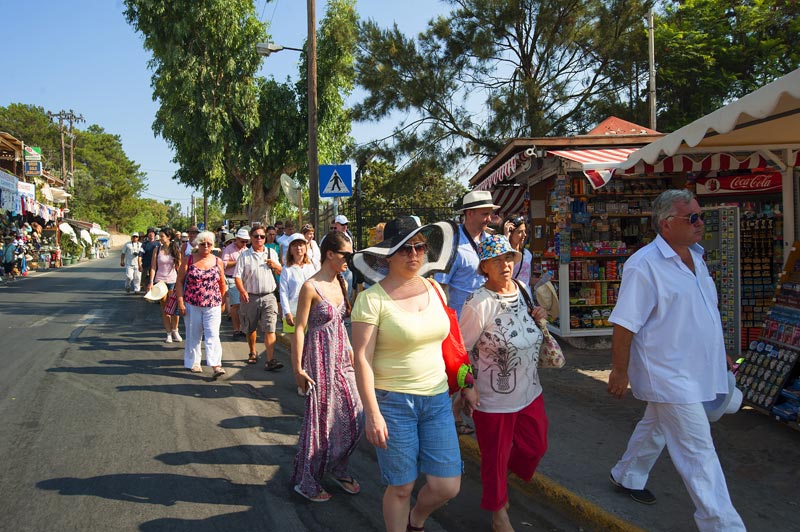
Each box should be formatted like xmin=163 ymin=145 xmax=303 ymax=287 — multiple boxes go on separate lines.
xmin=355 ymin=0 xmax=650 ymax=169
xmin=655 ymin=0 xmax=800 ymax=131
xmin=124 ymin=0 xmax=358 ymax=222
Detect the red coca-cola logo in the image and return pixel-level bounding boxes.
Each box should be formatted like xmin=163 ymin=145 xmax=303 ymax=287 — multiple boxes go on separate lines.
xmin=729 ymin=173 xmax=780 ymax=190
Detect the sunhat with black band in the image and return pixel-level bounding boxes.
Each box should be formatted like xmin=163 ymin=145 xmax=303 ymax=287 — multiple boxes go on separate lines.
xmin=351 ymin=216 xmax=458 ymax=285
xmin=457 ymin=190 xmax=501 ymax=213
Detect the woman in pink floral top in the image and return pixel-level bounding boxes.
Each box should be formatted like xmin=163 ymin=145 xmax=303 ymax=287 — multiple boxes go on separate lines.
xmin=175 ymin=231 xmax=227 ymax=377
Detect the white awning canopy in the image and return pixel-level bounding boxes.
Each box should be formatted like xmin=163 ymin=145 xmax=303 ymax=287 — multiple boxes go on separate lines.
xmin=547 ymin=148 xmax=639 ymax=189
xmin=620 ymin=68 xmax=800 ymax=170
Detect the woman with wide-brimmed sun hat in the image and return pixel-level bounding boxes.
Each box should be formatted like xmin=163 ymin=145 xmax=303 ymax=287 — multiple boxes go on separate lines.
xmin=351 ymin=216 xmax=477 ymax=532
xmin=459 ymin=234 xmax=548 ymax=532
xmin=290 ymin=231 xmax=364 ymax=503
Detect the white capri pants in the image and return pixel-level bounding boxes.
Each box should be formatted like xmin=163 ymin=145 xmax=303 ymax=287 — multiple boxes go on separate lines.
xmin=611 ymin=401 xmax=745 ymax=532
xmin=183 ymin=304 xmax=223 ymax=369
xmin=125 ymin=265 xmax=141 ymax=292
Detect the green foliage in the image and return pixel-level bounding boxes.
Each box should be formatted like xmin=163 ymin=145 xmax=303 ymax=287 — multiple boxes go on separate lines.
xmin=656 ymin=0 xmax=800 ymax=131
xmin=355 ymin=0 xmax=650 ymax=169
xmin=124 ymin=0 xmax=358 ymax=222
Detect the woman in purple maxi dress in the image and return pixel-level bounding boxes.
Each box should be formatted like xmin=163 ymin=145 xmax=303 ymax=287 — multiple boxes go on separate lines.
xmin=290 ymin=231 xmax=364 ymax=502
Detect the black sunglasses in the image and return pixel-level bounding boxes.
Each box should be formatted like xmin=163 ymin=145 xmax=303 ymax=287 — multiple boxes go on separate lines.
xmin=397 ymin=242 xmax=428 ymax=255
xmin=669 ymin=212 xmax=705 ymax=225
xmin=252 ymin=234 xmax=267 ymax=239
xmin=334 ymin=250 xmax=354 ymax=261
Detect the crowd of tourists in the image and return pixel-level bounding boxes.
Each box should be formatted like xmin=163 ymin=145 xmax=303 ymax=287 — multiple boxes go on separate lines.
xmin=121 ymin=187 xmax=743 ymax=532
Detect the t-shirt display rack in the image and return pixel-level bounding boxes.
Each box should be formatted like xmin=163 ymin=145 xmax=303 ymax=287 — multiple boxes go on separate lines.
xmin=735 ymin=241 xmax=800 ymax=431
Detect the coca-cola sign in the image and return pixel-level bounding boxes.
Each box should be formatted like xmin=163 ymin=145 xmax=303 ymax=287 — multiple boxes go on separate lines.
xmin=696 ymin=172 xmax=782 ymax=195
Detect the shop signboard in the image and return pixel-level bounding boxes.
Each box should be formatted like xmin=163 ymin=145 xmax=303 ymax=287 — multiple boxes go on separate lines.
xmin=25 ymin=160 xmax=43 ymax=177
xmin=17 ymin=181 xmax=35 ymax=198
xmin=0 ymin=169 xmax=18 ymax=192
xmin=23 ymin=145 xmax=42 ymax=161
xmin=696 ymin=172 xmax=782 ymax=196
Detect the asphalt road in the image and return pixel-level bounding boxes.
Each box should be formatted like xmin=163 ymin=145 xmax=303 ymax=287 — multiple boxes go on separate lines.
xmin=0 ymin=256 xmax=585 ymax=532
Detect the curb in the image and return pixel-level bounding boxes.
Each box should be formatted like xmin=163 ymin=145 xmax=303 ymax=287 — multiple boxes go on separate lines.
xmin=458 ymin=436 xmax=644 ymax=532
xmin=275 ymin=332 xmax=642 ymax=531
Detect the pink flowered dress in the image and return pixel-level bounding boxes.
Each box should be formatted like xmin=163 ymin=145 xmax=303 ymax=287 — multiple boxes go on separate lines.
xmin=184 ymin=257 xmax=223 ymax=307
xmin=291 ymin=282 xmax=364 ymax=496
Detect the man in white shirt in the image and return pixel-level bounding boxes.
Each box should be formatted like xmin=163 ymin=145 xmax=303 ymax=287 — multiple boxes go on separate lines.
xmin=276 ymin=220 xmax=296 ymax=264
xmin=234 ymin=226 xmax=284 ymax=371
xmin=182 ymin=225 xmax=199 ymax=256
xmin=607 ymin=190 xmax=744 ymax=531
xmin=120 ymin=232 xmax=143 ymax=294
xmin=222 ymin=228 xmax=250 ymax=339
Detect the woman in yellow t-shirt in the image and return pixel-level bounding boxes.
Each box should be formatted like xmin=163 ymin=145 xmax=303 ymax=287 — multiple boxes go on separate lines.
xmin=351 ymin=216 xmax=478 ymax=532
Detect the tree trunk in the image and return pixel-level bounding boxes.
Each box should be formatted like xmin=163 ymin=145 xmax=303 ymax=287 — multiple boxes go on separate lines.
xmin=247 ymin=175 xmax=281 ymax=225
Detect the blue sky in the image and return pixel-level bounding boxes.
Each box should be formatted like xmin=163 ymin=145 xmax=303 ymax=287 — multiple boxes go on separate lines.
xmin=1 ymin=0 xmax=445 ymax=211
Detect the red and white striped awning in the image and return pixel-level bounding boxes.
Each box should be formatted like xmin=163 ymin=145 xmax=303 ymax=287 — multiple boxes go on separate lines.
xmin=620 ymin=151 xmax=798 ymax=175
xmin=475 ymin=149 xmax=535 ymax=191
xmin=492 ymin=186 xmax=526 ymax=217
xmin=547 ymin=148 xmax=639 ymax=189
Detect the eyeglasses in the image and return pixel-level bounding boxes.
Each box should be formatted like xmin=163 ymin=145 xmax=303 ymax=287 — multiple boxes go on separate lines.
xmin=196 ymin=242 xmax=213 ymax=247
xmin=252 ymin=234 xmax=267 ymax=239
xmin=397 ymin=242 xmax=428 ymax=255
xmin=334 ymin=250 xmax=354 ymax=261
xmin=668 ymin=212 xmax=705 ymax=225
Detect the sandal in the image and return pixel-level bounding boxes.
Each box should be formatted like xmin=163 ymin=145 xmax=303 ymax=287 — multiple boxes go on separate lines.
xmin=293 ymin=484 xmax=331 ymax=503
xmin=265 ymin=358 xmax=284 ymax=371
xmin=407 ymin=510 xmax=425 ymax=532
xmin=190 ymin=366 xmax=203 ymax=373
xmin=456 ymin=422 xmax=475 ymax=435
xmin=332 ymin=476 xmax=360 ymax=495
xmin=212 ymin=367 xmax=226 ymax=378
xmin=247 ymin=353 xmax=258 ymax=364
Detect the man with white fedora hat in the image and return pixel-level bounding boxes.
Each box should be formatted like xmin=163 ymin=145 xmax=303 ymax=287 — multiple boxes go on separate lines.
xmin=222 ymin=228 xmax=251 ymax=339
xmin=607 ymin=190 xmax=744 ymax=531
xmin=434 ymin=190 xmax=500 ymax=319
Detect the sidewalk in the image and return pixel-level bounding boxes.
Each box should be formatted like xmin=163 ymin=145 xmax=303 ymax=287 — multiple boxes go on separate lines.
xmin=266 ymin=331 xmax=795 ymax=531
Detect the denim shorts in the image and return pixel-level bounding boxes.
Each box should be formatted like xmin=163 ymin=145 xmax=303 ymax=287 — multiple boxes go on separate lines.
xmin=226 ymin=278 xmax=240 ymax=305
xmin=374 ymin=389 xmax=462 ymax=486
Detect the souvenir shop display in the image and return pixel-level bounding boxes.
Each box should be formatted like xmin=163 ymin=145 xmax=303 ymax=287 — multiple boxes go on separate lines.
xmin=735 ymin=242 xmax=800 ymax=430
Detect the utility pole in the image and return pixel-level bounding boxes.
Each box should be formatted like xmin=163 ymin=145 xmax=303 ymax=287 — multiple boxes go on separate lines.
xmin=647 ymin=8 xmax=657 ymax=130
xmin=47 ymin=110 xmax=68 ymax=183
xmin=67 ymin=109 xmax=84 ymax=186
xmin=307 ymin=0 xmax=319 ymax=233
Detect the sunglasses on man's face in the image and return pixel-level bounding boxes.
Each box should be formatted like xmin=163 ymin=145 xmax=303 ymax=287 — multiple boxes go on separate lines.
xmin=397 ymin=242 xmax=428 ymax=255
xmin=252 ymin=234 xmax=267 ymax=239
xmin=669 ymin=212 xmax=705 ymax=225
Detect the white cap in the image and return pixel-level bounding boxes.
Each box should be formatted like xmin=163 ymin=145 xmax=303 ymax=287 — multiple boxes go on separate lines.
xmin=132 ymin=232 xmax=140 ymax=237
xmin=334 ymin=214 xmax=349 ymax=225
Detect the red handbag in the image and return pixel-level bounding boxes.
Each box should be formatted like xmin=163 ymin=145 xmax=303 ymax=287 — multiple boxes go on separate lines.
xmin=428 ymin=279 xmax=470 ymax=395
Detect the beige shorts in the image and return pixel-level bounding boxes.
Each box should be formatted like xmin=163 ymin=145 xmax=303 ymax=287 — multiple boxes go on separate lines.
xmin=239 ymin=292 xmax=278 ymax=334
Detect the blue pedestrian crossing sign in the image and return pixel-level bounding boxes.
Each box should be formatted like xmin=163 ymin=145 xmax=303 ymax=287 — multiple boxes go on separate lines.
xmin=319 ymin=164 xmax=352 ymax=198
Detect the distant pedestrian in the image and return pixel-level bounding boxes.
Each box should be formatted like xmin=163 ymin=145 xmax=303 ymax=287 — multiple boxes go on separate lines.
xmin=301 ymin=224 xmax=321 ymax=271
xmin=279 ymin=233 xmax=316 ymax=348
xmin=607 ymin=190 xmax=745 ymax=531
xmin=140 ymin=227 xmax=159 ymax=287
xmin=147 ymin=228 xmax=183 ymax=343
xmin=175 ymin=230 xmax=227 ymax=376
xmin=222 ymin=228 xmax=250 ymax=339
xmin=182 ymin=225 xmax=199 ymax=256
xmin=2 ymin=235 xmax=17 ymax=283
xmin=503 ymin=215 xmax=533 ymax=295
xmin=290 ymin=231 xmax=364 ymax=502
xmin=460 ymin=234 xmax=548 ymax=532
xmin=234 ymin=226 xmax=284 ymax=371
xmin=120 ymin=232 xmax=143 ymax=294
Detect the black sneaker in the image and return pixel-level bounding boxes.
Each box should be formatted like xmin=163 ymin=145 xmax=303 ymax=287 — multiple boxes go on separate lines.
xmin=609 ymin=473 xmax=656 ymax=505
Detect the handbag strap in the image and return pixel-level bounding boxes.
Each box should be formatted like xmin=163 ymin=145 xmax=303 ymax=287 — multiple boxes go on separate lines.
xmin=513 ymin=279 xmax=535 ymax=312
xmin=427 ymin=278 xmax=448 ymax=310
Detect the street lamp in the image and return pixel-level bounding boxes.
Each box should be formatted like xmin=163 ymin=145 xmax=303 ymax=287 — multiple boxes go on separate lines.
xmin=256 ymin=2 xmax=319 ymax=234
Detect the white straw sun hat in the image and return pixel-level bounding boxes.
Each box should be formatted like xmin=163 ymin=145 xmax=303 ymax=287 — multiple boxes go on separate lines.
xmin=143 ymin=281 xmax=168 ymax=302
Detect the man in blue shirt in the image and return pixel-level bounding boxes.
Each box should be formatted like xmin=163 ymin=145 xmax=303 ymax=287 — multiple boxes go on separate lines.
xmin=435 ymin=190 xmax=500 ymax=318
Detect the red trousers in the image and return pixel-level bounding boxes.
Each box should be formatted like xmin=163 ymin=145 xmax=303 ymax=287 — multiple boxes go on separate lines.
xmin=472 ymin=394 xmax=548 ymax=511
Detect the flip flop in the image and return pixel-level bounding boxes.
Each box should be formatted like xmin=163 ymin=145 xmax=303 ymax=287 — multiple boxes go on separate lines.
xmin=247 ymin=353 xmax=258 ymax=364
xmin=293 ymin=484 xmax=331 ymax=503
xmin=212 ymin=367 xmax=226 ymax=378
xmin=190 ymin=366 xmax=203 ymax=373
xmin=332 ymin=476 xmax=360 ymax=495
